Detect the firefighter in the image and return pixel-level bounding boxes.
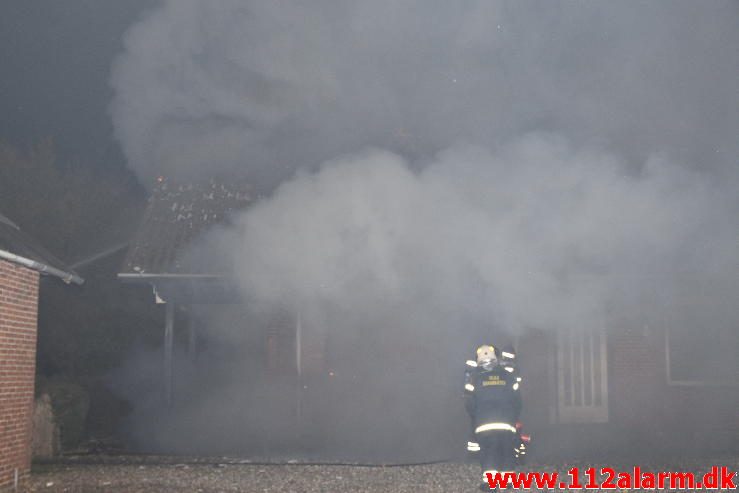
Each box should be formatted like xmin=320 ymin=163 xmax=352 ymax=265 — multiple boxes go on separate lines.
xmin=465 ymin=345 xmax=523 ymax=454
xmin=465 ymin=344 xmax=520 ymax=487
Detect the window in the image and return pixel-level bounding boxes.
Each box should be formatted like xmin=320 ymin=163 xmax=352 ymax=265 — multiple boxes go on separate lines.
xmin=665 ymin=296 xmax=739 ymax=385
xmin=556 ymin=326 xmax=609 ymax=423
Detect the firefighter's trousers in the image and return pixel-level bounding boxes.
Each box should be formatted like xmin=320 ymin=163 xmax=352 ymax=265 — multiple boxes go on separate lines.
xmin=477 ymin=429 xmax=515 ymax=475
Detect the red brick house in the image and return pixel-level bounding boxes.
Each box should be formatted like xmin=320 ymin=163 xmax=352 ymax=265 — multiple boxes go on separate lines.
xmin=120 ymin=179 xmax=739 ymax=459
xmin=517 ymin=319 xmax=739 ymax=458
xmin=0 ymin=212 xmax=82 ymax=492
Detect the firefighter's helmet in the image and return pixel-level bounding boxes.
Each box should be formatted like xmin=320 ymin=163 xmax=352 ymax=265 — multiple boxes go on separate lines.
xmin=476 ymin=344 xmax=497 ymax=365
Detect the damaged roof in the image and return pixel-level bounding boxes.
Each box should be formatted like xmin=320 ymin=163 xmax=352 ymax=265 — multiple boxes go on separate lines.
xmin=119 ymin=178 xmax=253 ymax=278
xmin=0 ymin=211 xmax=83 ymax=284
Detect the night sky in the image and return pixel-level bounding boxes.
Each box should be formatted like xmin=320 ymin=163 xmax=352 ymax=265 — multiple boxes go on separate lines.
xmin=0 ymin=1 xmax=154 ymax=166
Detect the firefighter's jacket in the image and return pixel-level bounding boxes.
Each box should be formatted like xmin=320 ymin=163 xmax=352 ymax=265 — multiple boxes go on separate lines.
xmin=464 ymin=362 xmax=521 ymax=434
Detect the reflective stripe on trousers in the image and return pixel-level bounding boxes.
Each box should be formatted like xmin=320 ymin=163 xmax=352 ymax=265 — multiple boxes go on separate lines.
xmin=475 ymin=422 xmax=516 ymax=433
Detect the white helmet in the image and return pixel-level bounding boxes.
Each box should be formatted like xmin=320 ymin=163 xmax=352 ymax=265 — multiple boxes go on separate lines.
xmin=476 ymin=345 xmax=497 ymax=366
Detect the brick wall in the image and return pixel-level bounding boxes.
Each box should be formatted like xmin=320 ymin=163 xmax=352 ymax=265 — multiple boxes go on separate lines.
xmin=609 ymin=324 xmax=739 ymax=452
xmin=522 ymin=325 xmax=739 ymax=458
xmin=0 ymin=259 xmax=40 ymax=491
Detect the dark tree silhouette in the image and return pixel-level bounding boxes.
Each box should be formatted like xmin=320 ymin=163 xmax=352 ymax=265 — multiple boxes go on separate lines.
xmin=0 ymin=139 xmax=161 ymax=446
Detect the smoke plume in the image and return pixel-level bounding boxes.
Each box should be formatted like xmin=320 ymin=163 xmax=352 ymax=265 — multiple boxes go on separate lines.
xmin=111 ymin=1 xmax=739 ymax=187
xmin=218 ymin=138 xmax=736 ymax=334
xmin=109 ymin=1 xmax=739 ymax=458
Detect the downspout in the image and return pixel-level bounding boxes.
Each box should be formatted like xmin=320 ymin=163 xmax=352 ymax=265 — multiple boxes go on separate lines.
xmin=0 ymin=248 xmax=84 ymax=285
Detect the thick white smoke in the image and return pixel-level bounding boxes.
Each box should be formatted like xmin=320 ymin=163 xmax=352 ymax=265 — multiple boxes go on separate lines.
xmin=218 ymin=136 xmax=736 ymax=338
xmin=109 ymin=1 xmax=739 ymax=456
xmin=114 ymin=135 xmax=738 ymax=458
xmin=110 ymin=1 xmax=739 ymax=187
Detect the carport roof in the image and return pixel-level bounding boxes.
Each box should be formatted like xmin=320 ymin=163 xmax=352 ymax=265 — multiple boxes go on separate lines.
xmin=118 ymin=178 xmax=253 ymax=279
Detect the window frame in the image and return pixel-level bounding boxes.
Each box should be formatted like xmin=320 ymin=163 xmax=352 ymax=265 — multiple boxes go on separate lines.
xmin=664 ymin=326 xmax=739 ymax=387
xmin=555 ymin=326 xmax=609 ymax=423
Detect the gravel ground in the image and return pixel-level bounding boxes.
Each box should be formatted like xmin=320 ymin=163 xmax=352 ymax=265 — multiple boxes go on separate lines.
xmin=25 ymin=456 xmax=739 ymax=492
xmin=27 ymin=462 xmax=479 ymax=493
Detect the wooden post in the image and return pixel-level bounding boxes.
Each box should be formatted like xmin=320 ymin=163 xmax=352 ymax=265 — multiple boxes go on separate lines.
xmin=295 ymin=312 xmax=302 ymax=420
xmin=164 ymin=302 xmax=175 ymax=408
xmin=296 ymin=312 xmax=302 ymax=380
xmin=187 ymin=307 xmax=197 ymax=359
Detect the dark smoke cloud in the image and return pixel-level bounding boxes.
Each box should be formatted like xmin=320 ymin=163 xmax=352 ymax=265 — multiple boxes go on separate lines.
xmin=111 ymin=1 xmax=739 ymax=188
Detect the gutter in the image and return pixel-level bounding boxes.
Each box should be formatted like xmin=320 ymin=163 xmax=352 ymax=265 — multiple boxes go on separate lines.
xmin=117 ymin=273 xmax=231 ymax=305
xmin=0 ymin=248 xmax=84 ymax=285
xmin=117 ymin=273 xmax=225 ymax=281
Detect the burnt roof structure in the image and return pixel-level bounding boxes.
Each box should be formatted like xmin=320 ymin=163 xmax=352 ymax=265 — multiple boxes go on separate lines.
xmin=118 ymin=178 xmax=253 ymax=303
xmin=118 ymin=178 xmax=256 ymax=406
xmin=0 ymin=211 xmax=83 ymax=284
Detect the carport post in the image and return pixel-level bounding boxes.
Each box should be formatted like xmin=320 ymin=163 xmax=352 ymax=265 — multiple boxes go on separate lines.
xmin=296 ymin=312 xmax=302 ymax=421
xmin=164 ymin=302 xmax=175 ymax=408
xmin=187 ymin=308 xmax=197 ymax=358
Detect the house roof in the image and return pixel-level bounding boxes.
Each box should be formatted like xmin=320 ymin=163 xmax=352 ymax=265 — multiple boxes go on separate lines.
xmin=119 ymin=178 xmax=253 ymax=279
xmin=0 ymin=212 xmax=83 ymax=284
